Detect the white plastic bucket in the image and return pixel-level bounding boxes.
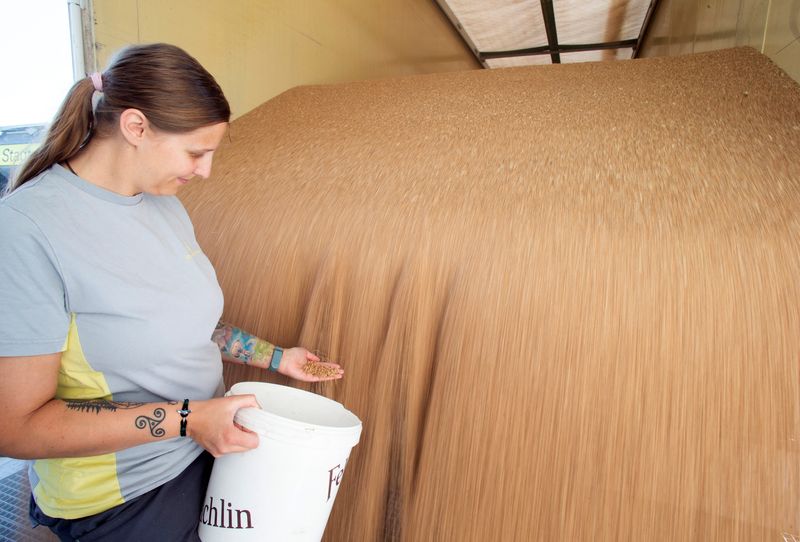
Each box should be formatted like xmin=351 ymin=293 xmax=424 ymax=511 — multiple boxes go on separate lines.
xmin=198 ymin=382 xmax=362 ymax=542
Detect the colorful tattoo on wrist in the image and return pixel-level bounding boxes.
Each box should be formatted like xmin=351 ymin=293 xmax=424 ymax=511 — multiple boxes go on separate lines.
xmin=212 ymin=320 xmax=273 ymax=365
xmin=253 ymin=339 xmax=272 ymax=364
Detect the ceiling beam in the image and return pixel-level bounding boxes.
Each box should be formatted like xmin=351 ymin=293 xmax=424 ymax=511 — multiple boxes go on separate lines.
xmin=438 ymin=0 xmax=656 ymax=67
xmin=540 ymin=0 xmax=561 ymax=64
xmin=480 ymin=39 xmax=639 ymax=61
xmin=632 ymin=0 xmax=662 ymax=58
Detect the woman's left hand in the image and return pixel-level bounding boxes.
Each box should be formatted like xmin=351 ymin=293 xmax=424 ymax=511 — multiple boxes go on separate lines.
xmin=278 ymin=347 xmax=344 ymax=382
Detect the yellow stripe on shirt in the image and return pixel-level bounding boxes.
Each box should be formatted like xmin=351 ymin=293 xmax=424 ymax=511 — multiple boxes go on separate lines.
xmin=32 ymin=313 xmax=125 ymax=518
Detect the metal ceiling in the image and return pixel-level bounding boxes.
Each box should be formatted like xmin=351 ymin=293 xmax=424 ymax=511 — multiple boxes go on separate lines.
xmin=436 ymin=0 xmax=660 ymax=69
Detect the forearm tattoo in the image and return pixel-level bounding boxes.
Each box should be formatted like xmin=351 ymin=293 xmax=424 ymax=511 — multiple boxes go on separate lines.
xmin=64 ymin=399 xmax=167 ymax=438
xmin=212 ymin=320 xmax=272 ymax=365
xmin=65 ymin=399 xmax=144 ymax=413
xmin=135 ymin=408 xmax=166 ymax=437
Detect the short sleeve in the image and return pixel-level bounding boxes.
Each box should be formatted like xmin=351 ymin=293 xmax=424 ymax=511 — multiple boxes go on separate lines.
xmin=0 ymin=205 xmax=70 ymax=356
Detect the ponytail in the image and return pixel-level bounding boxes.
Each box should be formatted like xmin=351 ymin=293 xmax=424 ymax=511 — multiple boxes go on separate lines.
xmin=8 ymin=77 xmax=96 ymax=193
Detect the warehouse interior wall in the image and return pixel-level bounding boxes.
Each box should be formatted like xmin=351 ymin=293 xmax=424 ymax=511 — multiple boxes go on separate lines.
xmin=91 ymin=0 xmax=480 ymax=119
xmin=640 ymin=0 xmax=800 ymax=83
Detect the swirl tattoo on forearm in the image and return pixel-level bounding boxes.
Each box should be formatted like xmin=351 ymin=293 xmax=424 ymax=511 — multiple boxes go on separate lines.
xmin=135 ymin=408 xmax=166 ymax=437
xmin=64 ymin=400 xmax=169 ymax=438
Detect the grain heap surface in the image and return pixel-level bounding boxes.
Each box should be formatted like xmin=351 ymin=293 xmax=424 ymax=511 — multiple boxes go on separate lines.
xmin=180 ymin=47 xmax=800 ymax=541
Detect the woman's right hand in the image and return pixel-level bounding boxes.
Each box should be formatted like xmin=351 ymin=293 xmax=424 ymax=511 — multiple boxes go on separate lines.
xmin=186 ymin=394 xmax=261 ymax=457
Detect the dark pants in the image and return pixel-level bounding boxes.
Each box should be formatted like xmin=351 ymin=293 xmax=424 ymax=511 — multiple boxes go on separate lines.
xmin=30 ymin=452 xmax=215 ymax=542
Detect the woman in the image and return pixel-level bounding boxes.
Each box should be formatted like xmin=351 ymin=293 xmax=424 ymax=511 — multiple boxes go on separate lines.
xmin=0 ymin=43 xmax=342 ymax=541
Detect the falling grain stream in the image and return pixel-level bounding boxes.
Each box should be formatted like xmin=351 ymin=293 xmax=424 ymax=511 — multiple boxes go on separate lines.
xmin=180 ymin=48 xmax=800 ymax=541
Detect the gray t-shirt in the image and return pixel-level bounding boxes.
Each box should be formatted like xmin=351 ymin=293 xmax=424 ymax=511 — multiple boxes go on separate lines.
xmin=0 ymin=164 xmax=224 ymax=519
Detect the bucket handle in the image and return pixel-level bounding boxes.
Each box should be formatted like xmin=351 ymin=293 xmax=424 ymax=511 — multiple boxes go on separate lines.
xmin=233 ymin=407 xmax=331 ymax=442
xmin=234 ymin=407 xmax=269 ymax=436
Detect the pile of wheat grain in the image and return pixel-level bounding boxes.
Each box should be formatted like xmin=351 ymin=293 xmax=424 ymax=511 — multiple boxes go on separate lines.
xmin=180 ymin=47 xmax=800 ymax=541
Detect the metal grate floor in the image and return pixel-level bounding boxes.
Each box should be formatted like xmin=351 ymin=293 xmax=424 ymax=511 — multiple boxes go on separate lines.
xmin=0 ymin=459 xmax=57 ymax=542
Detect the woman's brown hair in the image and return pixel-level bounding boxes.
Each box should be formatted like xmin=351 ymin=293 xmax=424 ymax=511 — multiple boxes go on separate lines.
xmin=8 ymin=43 xmax=230 ymax=193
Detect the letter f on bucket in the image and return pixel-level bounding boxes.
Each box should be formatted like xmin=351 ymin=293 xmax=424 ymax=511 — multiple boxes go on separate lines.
xmin=199 ymin=382 xmax=362 ymax=542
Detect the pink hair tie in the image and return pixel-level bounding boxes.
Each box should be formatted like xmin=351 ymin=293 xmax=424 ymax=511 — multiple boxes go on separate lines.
xmin=89 ymin=72 xmax=103 ymax=92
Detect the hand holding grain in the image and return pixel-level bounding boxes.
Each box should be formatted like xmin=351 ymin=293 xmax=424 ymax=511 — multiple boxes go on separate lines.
xmin=279 ymin=347 xmax=344 ymax=382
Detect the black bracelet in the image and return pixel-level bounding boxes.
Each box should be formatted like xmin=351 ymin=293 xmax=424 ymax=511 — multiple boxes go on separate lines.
xmin=177 ymin=399 xmax=191 ymax=437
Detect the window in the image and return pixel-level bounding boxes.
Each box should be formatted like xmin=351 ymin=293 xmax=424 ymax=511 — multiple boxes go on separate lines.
xmin=0 ymin=0 xmax=82 ymax=193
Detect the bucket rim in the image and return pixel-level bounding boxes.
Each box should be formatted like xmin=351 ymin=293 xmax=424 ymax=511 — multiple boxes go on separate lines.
xmin=228 ymin=382 xmax=362 ymax=435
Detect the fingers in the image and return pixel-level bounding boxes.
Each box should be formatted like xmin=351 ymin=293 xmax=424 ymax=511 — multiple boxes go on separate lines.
xmin=229 ymin=427 xmax=260 ymax=450
xmin=289 ymin=347 xmax=347 ymax=382
xmin=191 ymin=396 xmax=262 ymax=456
xmin=206 ymin=438 xmax=259 ymax=457
xmin=210 ymin=419 xmax=259 ymax=456
xmin=229 ymin=393 xmax=261 ymax=410
xmin=310 ymin=373 xmax=344 ymax=382
xmin=298 ymin=362 xmax=344 ymax=381
xmin=321 ymin=364 xmax=344 ymax=379
xmin=234 ymin=421 xmax=253 ymax=433
xmin=320 ymin=362 xmax=344 ymax=379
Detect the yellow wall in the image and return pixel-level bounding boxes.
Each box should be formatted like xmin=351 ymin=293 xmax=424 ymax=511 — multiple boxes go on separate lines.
xmin=640 ymin=0 xmax=799 ymax=83
xmin=92 ymin=0 xmax=479 ymax=119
